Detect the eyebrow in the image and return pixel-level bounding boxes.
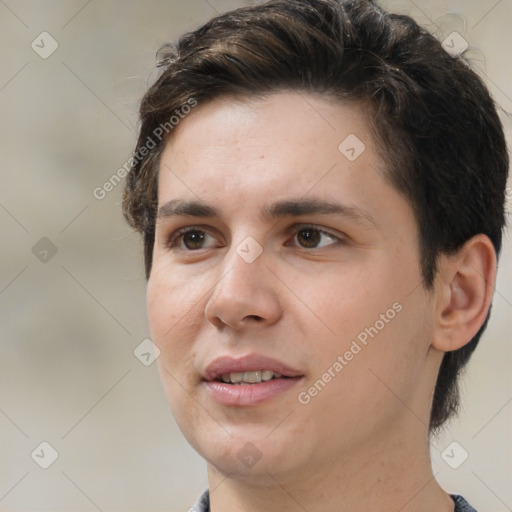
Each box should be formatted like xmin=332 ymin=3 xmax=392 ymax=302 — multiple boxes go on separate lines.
xmin=157 ymin=198 xmax=378 ymax=227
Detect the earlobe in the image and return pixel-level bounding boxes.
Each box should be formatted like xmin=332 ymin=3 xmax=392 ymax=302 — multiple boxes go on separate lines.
xmin=432 ymin=234 xmax=497 ymax=353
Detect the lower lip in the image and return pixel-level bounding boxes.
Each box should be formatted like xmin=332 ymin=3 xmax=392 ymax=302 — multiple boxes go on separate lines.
xmin=204 ymin=377 xmax=303 ymax=406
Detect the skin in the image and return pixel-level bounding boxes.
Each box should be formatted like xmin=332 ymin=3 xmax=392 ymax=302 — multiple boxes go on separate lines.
xmin=146 ymin=91 xmax=496 ymax=512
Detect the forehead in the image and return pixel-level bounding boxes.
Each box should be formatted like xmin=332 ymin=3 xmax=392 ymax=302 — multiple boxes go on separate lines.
xmin=156 ymin=91 xmax=412 ymax=231
xmin=163 ymin=91 xmax=371 ymax=155
xmin=160 ymin=92 xmax=377 ymax=189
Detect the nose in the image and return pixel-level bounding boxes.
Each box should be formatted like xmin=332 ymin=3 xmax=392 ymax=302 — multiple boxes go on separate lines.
xmin=204 ymin=243 xmax=283 ymax=331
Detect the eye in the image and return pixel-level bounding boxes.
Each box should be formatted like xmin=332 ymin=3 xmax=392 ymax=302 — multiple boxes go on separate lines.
xmin=166 ymin=224 xmax=344 ymax=251
xmin=289 ymin=225 xmax=343 ymax=249
xmin=167 ymin=227 xmax=219 ymax=251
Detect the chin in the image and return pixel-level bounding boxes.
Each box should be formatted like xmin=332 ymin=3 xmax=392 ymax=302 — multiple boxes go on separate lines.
xmin=188 ymin=424 xmax=299 ymax=480
xmin=203 ymin=443 xmax=287 ymax=482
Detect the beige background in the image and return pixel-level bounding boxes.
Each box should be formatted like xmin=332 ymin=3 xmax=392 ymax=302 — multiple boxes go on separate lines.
xmin=0 ymin=0 xmax=510 ymax=510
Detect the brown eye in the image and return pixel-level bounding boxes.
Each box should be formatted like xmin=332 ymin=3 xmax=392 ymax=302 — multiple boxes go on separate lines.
xmin=292 ymin=226 xmax=340 ymax=249
xmin=297 ymin=229 xmax=321 ymax=248
xmin=182 ymin=230 xmax=206 ymax=250
xmin=167 ymin=228 xmax=218 ymax=251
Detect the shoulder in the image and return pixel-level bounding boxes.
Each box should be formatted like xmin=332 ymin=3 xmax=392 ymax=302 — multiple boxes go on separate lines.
xmin=189 ymin=489 xmax=210 ymax=512
xmin=189 ymin=490 xmax=478 ymax=511
xmin=451 ymin=494 xmax=478 ymax=512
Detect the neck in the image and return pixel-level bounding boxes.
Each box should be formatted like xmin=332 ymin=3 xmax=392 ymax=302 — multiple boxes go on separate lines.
xmin=206 ymin=423 xmax=454 ymax=512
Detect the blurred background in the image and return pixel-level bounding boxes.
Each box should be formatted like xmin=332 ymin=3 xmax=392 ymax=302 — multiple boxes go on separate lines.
xmin=0 ymin=0 xmax=510 ymax=510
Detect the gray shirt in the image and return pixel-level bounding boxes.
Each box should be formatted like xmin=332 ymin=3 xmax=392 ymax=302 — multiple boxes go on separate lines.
xmin=190 ymin=489 xmax=478 ymax=511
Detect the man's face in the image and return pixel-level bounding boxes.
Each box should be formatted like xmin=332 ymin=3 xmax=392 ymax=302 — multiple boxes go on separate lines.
xmin=147 ymin=92 xmax=439 ymax=483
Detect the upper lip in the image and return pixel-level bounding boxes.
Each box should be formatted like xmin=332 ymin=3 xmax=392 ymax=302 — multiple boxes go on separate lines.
xmin=203 ymin=354 xmax=303 ymax=381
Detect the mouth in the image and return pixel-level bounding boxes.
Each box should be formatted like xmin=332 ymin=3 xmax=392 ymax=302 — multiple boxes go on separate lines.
xmin=203 ymin=353 xmax=303 ymax=382
xmin=217 ymin=370 xmax=287 ymax=385
xmin=203 ymin=354 xmax=304 ymax=406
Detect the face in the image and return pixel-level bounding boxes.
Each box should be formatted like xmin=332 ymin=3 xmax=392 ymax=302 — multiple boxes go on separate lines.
xmin=147 ymin=91 xmax=438 ymax=485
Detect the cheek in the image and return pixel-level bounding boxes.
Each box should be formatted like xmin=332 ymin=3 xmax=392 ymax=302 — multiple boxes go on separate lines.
xmin=296 ymin=263 xmax=392 ymax=344
xmin=147 ymin=272 xmax=201 ymax=417
xmin=147 ymin=267 xmax=201 ymax=364
xmin=147 ymin=273 xmax=176 ymax=341
xmin=342 ymin=293 xmax=432 ymax=409
xmin=298 ymin=261 xmax=429 ymax=391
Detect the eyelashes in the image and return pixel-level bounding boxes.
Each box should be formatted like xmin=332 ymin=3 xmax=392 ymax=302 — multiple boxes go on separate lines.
xmin=166 ymin=224 xmax=346 ymax=252
xmin=287 ymin=224 xmax=342 ymax=249
xmin=167 ymin=227 xmax=219 ymax=251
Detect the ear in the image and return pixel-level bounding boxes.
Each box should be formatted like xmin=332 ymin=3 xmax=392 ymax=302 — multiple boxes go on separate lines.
xmin=431 ymin=234 xmax=497 ymax=352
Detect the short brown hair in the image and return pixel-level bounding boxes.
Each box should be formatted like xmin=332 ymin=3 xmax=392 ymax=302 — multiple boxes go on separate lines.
xmin=123 ymin=0 xmax=509 ymax=432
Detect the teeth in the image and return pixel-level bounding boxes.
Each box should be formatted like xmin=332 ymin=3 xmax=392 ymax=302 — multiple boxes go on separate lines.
xmin=220 ymin=370 xmax=284 ymax=384
xmin=261 ymin=370 xmax=274 ymax=381
xmin=243 ymin=370 xmax=261 ymax=383
xmin=230 ymin=372 xmax=243 ymax=383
